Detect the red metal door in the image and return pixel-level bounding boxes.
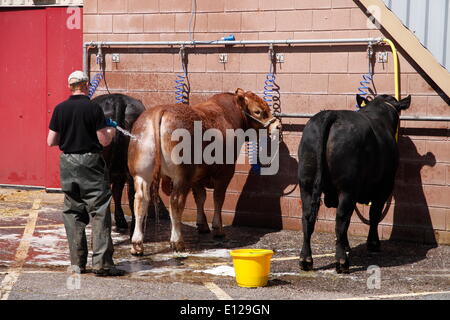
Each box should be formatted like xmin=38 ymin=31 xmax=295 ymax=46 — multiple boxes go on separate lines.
xmin=45 ymin=7 xmax=83 ymax=189
xmin=0 ymin=8 xmax=47 ymax=187
xmin=0 ymin=7 xmax=82 ymax=189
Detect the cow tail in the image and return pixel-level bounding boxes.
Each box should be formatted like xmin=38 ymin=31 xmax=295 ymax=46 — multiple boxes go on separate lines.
xmin=150 ymin=107 xmax=165 ymax=207
xmin=116 ymin=95 xmax=127 ymax=130
xmin=311 ymin=111 xmax=336 ymax=218
xmin=110 ymin=96 xmax=127 ymax=172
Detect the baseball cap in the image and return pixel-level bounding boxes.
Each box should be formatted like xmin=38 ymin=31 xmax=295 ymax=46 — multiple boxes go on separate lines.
xmin=68 ymin=70 xmax=89 ymax=85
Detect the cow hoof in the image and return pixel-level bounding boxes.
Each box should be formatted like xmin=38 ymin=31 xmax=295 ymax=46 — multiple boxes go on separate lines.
xmin=196 ymin=224 xmax=211 ymax=234
xmin=170 ymin=241 xmax=185 ymax=252
xmin=335 ymin=260 xmax=350 ymax=274
xmin=130 ymin=243 xmax=144 ymax=256
xmin=299 ymin=258 xmax=313 ymax=271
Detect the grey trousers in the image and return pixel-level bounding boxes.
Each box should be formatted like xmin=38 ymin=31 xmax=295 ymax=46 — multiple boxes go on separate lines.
xmin=60 ymin=153 xmax=115 ymax=270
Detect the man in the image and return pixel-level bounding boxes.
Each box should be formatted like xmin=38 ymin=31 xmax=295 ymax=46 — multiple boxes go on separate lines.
xmin=47 ymin=70 xmax=124 ymax=277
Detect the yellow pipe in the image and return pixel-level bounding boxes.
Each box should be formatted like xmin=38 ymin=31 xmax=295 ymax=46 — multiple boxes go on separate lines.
xmin=382 ymin=38 xmax=400 ymax=101
xmin=382 ymin=38 xmax=400 ymax=141
xmin=363 ymin=39 xmax=401 ymax=208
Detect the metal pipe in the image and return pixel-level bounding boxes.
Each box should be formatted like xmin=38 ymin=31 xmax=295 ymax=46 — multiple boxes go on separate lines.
xmin=399 ymin=116 xmax=450 ymax=121
xmin=83 ymin=43 xmax=89 ymax=77
xmin=83 ymin=38 xmax=383 ymax=75
xmin=85 ymin=38 xmax=382 ymax=47
xmin=274 ymin=113 xmax=313 ymax=118
xmin=274 ymin=112 xmax=450 ymax=122
xmin=0 ymin=184 xmax=45 ymax=190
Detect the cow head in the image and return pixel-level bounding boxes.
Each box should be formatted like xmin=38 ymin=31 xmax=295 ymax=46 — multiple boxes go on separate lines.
xmin=235 ymin=88 xmax=281 ymax=136
xmin=357 ymin=94 xmax=411 ymax=113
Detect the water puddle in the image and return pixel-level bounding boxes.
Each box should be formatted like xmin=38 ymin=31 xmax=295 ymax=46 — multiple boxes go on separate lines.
xmin=194 ymin=265 xmax=235 ymax=277
xmin=0 ymin=191 xmax=241 ymax=284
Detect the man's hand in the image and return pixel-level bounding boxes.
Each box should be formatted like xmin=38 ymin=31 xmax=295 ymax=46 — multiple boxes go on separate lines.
xmin=97 ymin=127 xmax=116 ymax=147
xmin=106 ymin=118 xmax=118 ymax=128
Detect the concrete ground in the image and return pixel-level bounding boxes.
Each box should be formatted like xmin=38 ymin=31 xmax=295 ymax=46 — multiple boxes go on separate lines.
xmin=0 ymin=188 xmax=449 ymax=302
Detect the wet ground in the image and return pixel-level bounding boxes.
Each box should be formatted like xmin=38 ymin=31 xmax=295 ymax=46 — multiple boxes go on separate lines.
xmin=0 ymin=188 xmax=449 ymax=301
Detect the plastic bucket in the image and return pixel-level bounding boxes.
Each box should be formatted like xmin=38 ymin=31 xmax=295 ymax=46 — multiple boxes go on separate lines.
xmin=230 ymin=249 xmax=274 ymax=288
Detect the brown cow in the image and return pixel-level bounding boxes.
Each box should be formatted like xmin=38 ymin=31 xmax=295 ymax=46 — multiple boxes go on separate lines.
xmin=127 ymin=89 xmax=281 ymax=255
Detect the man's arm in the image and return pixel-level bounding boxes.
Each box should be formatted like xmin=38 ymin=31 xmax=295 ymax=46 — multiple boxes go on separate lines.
xmin=47 ymin=129 xmax=60 ymax=147
xmin=97 ymin=127 xmax=116 ymax=147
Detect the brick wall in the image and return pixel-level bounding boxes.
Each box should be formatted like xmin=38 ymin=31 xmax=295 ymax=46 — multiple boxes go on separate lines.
xmin=84 ymin=0 xmax=450 ymax=245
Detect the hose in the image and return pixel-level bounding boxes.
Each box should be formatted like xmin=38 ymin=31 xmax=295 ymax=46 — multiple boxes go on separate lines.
xmin=382 ymin=39 xmax=400 ymax=101
xmin=355 ymin=44 xmax=374 ymax=110
xmin=355 ymin=72 xmax=373 ymax=110
xmin=382 ymin=38 xmax=400 ymax=142
xmin=175 ymin=46 xmax=189 ymax=104
xmin=265 ymin=46 xmax=282 ymax=143
xmin=247 ymin=140 xmax=260 ymax=174
xmin=88 ymin=72 xmax=103 ymax=98
xmin=88 ymin=46 xmax=106 ymax=99
xmin=175 ymin=72 xmax=189 ymax=104
xmin=263 ymin=72 xmax=276 ymax=109
xmin=248 ymin=47 xmax=280 ymax=174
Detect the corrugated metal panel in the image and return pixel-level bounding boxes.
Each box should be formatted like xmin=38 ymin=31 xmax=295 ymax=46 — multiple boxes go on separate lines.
xmin=383 ymin=0 xmax=450 ymax=70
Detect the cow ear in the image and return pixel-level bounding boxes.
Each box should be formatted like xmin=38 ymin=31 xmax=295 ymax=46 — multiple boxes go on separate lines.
xmin=235 ymin=88 xmax=245 ymax=97
xmin=235 ymin=88 xmax=247 ymax=108
xmin=397 ymin=95 xmax=411 ymax=111
xmin=356 ymin=94 xmax=369 ymax=108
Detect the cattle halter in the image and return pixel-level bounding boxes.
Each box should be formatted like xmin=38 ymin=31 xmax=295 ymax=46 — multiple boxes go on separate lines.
xmin=242 ymin=111 xmax=278 ymax=128
xmin=384 ymin=101 xmax=399 ymax=112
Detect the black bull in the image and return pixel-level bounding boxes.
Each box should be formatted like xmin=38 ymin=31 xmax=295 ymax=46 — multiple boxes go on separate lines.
xmin=93 ymin=93 xmax=167 ymax=230
xmin=298 ymin=94 xmax=411 ymax=273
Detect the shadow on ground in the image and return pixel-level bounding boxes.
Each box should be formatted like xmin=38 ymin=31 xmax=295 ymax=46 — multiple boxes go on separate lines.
xmin=114 ymin=216 xmax=277 ymax=254
xmin=313 ymin=240 xmax=439 ymax=274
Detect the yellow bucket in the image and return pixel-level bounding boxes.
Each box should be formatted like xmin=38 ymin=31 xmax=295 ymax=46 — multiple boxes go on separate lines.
xmin=230 ymin=249 xmax=274 ymax=288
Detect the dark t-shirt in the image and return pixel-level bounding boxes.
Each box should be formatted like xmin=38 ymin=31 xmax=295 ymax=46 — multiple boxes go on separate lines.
xmin=49 ymin=95 xmax=107 ymax=154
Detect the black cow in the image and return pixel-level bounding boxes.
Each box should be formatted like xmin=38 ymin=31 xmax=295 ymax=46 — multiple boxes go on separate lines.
xmin=93 ymin=93 xmax=145 ymax=229
xmin=298 ymin=94 xmax=411 ymax=273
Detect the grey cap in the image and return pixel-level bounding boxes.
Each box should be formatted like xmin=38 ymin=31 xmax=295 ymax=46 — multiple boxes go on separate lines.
xmin=68 ymin=70 xmax=89 ymax=85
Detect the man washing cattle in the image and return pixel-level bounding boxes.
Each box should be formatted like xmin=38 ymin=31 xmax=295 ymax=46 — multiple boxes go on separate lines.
xmin=298 ymin=94 xmax=411 ymax=274
xmin=47 ymin=71 xmax=125 ymax=277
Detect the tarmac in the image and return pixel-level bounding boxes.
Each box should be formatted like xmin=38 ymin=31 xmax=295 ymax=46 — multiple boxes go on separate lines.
xmin=0 ymin=187 xmax=449 ymax=302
